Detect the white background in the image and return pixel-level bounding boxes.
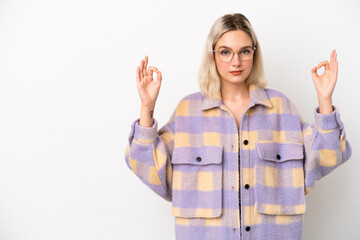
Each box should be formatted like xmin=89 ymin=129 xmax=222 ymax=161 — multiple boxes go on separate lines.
xmin=0 ymin=0 xmax=359 ymax=239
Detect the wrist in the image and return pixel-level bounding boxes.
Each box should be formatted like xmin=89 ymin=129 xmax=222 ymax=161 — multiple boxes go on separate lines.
xmin=317 ymin=97 xmax=333 ymax=114
xmin=141 ymin=102 xmax=156 ymax=110
xmin=317 ymin=95 xmax=331 ymax=101
xmin=139 ymin=104 xmax=155 ymax=127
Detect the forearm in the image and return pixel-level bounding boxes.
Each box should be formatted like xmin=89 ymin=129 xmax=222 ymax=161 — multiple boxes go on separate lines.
xmin=303 ymin=105 xmax=352 ymax=195
xmin=125 ymin=113 xmax=175 ymax=202
xmin=317 ymin=96 xmax=334 ymax=114
xmin=139 ymin=104 xmax=155 ymax=127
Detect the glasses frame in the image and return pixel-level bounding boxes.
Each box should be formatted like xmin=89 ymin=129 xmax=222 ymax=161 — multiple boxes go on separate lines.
xmin=213 ymin=46 xmax=257 ymax=63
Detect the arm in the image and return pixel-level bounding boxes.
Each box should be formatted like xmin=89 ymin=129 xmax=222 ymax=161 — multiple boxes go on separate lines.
xmin=124 ymin=55 xmax=174 ymax=201
xmin=303 ymin=49 xmax=352 ymax=194
xmin=125 ymin=110 xmax=175 ymax=201
xmin=302 ymin=106 xmax=352 ymax=195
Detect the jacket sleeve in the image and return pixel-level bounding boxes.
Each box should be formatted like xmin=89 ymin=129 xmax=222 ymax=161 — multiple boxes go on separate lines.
xmin=301 ymin=105 xmax=352 ymax=195
xmin=124 ymin=110 xmax=176 ymax=202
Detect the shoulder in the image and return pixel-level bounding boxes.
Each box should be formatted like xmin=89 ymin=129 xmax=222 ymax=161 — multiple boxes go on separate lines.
xmin=263 ymin=87 xmax=290 ymax=101
xmin=176 ymin=91 xmax=204 ymax=107
xmin=172 ymin=91 xmax=204 ymax=115
xmin=262 ymin=87 xmax=300 ymax=116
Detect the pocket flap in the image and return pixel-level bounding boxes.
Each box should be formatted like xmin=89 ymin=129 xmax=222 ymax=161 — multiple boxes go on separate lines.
xmin=255 ymin=202 xmax=306 ymax=215
xmin=172 ymin=146 xmax=223 ymax=165
xmin=256 ymin=142 xmax=303 ymax=162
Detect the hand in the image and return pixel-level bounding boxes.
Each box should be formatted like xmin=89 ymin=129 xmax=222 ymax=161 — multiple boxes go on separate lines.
xmin=311 ymin=49 xmax=338 ymax=100
xmin=136 ymin=55 xmax=162 ymax=107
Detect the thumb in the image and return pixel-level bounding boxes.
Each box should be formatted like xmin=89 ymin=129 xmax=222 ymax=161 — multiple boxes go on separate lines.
xmin=155 ymin=71 xmax=162 ymax=87
xmin=147 ymin=66 xmax=157 ymax=77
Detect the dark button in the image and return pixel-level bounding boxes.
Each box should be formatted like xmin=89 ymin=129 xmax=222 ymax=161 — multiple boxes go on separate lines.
xmin=244 ymin=184 xmax=250 ymax=189
xmin=196 ymin=156 xmax=202 ymax=162
xmin=243 ymin=140 xmax=248 ymax=145
xmin=246 ymin=226 xmax=251 ymax=232
xmin=276 ymin=154 xmax=281 ymax=160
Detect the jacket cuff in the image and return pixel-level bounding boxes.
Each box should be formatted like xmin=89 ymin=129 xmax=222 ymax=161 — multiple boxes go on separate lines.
xmin=128 ymin=118 xmax=158 ymax=144
xmin=314 ymin=105 xmax=344 ymax=131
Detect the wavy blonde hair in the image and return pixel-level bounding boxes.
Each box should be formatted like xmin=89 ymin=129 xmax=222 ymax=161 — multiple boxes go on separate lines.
xmin=198 ymin=13 xmax=267 ymax=98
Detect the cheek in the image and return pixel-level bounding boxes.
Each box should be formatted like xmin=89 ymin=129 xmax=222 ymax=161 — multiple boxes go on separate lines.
xmin=245 ymin=60 xmax=253 ymax=71
xmin=215 ymin=57 xmax=229 ymax=73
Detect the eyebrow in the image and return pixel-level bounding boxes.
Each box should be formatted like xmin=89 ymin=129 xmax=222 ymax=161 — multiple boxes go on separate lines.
xmin=217 ymin=45 xmax=252 ymax=50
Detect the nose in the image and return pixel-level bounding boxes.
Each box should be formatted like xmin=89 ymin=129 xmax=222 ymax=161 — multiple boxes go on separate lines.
xmin=231 ymin=52 xmax=242 ymax=67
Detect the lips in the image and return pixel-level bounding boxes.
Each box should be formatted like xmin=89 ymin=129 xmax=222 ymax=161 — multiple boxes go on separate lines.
xmin=230 ymin=70 xmax=243 ymax=75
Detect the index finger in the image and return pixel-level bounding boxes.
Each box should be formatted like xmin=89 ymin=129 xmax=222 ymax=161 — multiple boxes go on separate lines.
xmin=148 ymin=66 xmax=159 ymax=73
xmin=317 ymin=60 xmax=330 ymax=70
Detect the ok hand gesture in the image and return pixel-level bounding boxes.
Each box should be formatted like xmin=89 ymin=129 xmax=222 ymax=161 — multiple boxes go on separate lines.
xmin=311 ymin=49 xmax=338 ymax=100
xmin=136 ymin=55 xmax=162 ymax=107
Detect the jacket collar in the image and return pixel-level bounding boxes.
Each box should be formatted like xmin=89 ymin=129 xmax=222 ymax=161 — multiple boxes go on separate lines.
xmin=201 ymin=83 xmax=272 ymax=111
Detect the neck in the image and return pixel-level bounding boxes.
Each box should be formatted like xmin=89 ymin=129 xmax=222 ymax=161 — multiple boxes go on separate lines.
xmin=220 ymin=81 xmax=250 ymax=101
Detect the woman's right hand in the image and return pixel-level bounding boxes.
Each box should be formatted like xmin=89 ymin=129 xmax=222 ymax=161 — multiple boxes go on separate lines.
xmin=136 ymin=55 xmax=162 ymax=107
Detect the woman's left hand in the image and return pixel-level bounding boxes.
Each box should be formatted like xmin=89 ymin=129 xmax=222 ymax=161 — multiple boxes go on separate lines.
xmin=311 ymin=49 xmax=338 ymax=100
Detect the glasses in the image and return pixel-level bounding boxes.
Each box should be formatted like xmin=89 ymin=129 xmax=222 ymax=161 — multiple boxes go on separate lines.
xmin=213 ymin=46 xmax=256 ymax=62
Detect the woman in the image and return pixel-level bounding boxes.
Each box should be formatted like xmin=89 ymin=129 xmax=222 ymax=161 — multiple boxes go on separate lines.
xmin=125 ymin=13 xmax=352 ymax=240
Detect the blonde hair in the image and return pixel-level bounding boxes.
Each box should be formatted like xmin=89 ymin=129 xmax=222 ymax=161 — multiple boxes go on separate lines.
xmin=198 ymin=13 xmax=267 ymax=98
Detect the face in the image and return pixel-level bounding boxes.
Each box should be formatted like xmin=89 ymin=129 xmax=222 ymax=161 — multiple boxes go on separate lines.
xmin=214 ymin=30 xmax=254 ymax=85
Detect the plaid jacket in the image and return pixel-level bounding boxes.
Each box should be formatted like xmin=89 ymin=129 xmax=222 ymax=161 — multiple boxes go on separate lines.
xmin=124 ymin=83 xmax=352 ymax=240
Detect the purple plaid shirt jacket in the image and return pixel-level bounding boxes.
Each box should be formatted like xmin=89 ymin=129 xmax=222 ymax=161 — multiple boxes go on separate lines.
xmin=125 ymin=83 xmax=352 ymax=240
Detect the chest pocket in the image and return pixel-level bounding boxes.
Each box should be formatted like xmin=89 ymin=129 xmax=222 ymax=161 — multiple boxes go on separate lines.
xmin=254 ymin=142 xmax=306 ymax=215
xmin=171 ymin=145 xmax=224 ymax=218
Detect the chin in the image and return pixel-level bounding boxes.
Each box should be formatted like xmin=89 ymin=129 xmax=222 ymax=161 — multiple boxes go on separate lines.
xmin=222 ymin=78 xmax=247 ymax=85
xmin=228 ymin=75 xmax=248 ymax=82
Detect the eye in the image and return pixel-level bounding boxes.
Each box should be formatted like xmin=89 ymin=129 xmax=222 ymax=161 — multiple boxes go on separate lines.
xmin=220 ymin=50 xmax=230 ymax=56
xmin=242 ymin=49 xmax=251 ymax=54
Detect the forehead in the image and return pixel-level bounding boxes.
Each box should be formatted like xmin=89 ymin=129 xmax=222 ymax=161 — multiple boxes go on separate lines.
xmin=215 ymin=30 xmax=252 ymax=49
